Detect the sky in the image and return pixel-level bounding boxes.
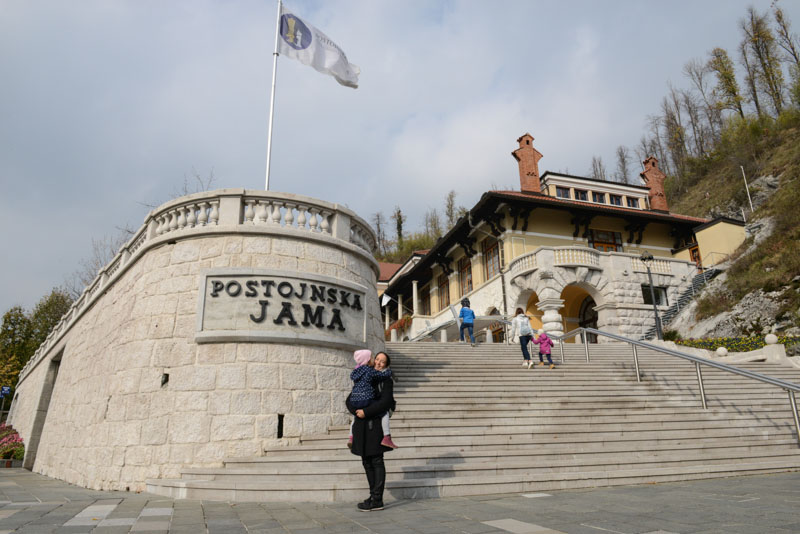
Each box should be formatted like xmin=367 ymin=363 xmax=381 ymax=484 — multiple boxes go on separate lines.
xmin=2 ymin=0 xmax=799 ymax=313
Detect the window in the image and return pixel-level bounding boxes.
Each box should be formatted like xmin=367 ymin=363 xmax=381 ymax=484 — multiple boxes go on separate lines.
xmin=587 ymin=230 xmax=623 ymax=252
xmin=458 ymin=257 xmax=473 ymax=296
xmin=626 ymin=197 xmax=639 ymax=208
xmin=641 ymin=285 xmax=668 ymax=306
xmin=556 ymin=186 xmax=571 ymax=199
xmin=419 ymin=285 xmax=430 ymax=316
xmin=483 ymin=238 xmax=501 ymax=280
xmin=592 ymin=192 xmax=606 ymax=203
xmin=575 ymin=189 xmax=588 ymax=201
xmin=610 ymin=194 xmax=622 ymax=206
xmin=437 ymin=273 xmax=450 ymax=309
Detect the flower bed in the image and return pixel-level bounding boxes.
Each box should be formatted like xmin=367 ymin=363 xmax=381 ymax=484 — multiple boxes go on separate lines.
xmin=675 ymin=335 xmax=800 ymax=352
xmin=0 ymin=423 xmax=25 ymax=462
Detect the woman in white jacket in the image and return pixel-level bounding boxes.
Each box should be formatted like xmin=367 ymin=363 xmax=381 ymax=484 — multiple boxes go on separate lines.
xmin=511 ymin=308 xmax=535 ymax=369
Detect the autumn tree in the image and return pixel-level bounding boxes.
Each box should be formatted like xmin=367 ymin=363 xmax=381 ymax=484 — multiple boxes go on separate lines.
xmin=742 ymin=7 xmax=785 ymax=116
xmin=0 ymin=307 xmax=32 ymax=389
xmin=371 ymin=212 xmax=389 ymax=257
xmin=709 ymin=47 xmax=745 ymax=119
xmin=26 ymin=289 xmax=73 ymax=356
xmin=390 ymin=207 xmax=405 ymax=249
xmin=774 ymin=6 xmax=800 ymax=106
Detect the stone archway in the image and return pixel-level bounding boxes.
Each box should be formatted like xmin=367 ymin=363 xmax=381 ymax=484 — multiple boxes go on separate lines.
xmin=559 ymin=283 xmax=603 ymax=343
xmin=524 ymin=293 xmax=544 ymax=332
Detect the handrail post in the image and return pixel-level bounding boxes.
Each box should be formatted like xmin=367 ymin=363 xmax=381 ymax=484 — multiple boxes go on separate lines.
xmin=559 ymin=339 xmax=565 ymax=364
xmin=789 ymin=390 xmax=800 ymax=448
xmin=632 ymin=344 xmax=641 ymax=382
xmin=583 ymin=331 xmax=589 ymax=362
xmin=695 ymin=362 xmax=707 ymax=409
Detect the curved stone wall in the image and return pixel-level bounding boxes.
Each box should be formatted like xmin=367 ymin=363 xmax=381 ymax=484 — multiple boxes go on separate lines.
xmin=8 ymin=189 xmax=382 ymax=491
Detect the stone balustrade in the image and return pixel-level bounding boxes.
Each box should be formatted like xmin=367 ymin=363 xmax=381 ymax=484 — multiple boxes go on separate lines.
xmin=17 ymin=189 xmax=377 ymax=386
xmin=554 ymin=246 xmax=600 ymax=268
xmin=508 ymin=246 xmax=686 ymax=285
xmin=630 ymin=256 xmax=672 ymax=274
xmin=507 ymin=251 xmax=537 ymax=275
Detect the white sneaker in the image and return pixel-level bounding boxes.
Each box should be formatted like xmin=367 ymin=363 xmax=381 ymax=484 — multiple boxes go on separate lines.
xmin=527 ymin=361 xmax=535 ymax=369
xmin=522 ymin=361 xmax=529 ymax=367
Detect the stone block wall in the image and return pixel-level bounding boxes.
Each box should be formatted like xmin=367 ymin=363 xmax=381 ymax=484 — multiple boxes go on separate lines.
xmin=10 ymin=231 xmax=382 ymax=492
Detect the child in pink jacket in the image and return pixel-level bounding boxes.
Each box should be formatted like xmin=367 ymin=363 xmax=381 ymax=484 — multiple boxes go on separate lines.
xmin=532 ymin=329 xmax=555 ymax=369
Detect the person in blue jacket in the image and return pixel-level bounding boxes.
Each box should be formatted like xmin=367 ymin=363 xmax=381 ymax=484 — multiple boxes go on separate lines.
xmin=458 ymin=298 xmax=476 ymax=346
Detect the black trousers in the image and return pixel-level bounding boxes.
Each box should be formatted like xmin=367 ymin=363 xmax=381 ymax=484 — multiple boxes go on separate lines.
xmin=361 ymin=454 xmax=385 ymax=503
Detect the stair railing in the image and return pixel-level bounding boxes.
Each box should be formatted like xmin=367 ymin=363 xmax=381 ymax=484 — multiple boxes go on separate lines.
xmin=551 ymin=327 xmax=800 ymax=447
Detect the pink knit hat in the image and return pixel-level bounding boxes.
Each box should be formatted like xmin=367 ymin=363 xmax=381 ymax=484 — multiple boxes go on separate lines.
xmin=353 ymin=349 xmax=372 ymax=366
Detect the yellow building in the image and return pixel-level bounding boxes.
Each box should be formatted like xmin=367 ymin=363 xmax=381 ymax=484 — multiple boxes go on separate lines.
xmin=383 ymin=133 xmax=746 ymax=342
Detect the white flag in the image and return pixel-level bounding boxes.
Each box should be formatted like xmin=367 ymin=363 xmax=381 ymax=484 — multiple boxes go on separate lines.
xmin=277 ymin=7 xmax=360 ymax=88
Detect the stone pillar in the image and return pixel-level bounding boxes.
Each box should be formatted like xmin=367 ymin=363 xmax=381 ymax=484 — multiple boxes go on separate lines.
xmin=440 ymin=330 xmax=447 ymax=343
xmin=397 ymin=294 xmax=403 ymax=320
xmin=390 ymin=329 xmax=398 ymax=342
xmin=412 ymin=280 xmax=419 ymax=316
xmin=538 ymin=298 xmax=565 ymax=338
xmin=384 ymin=305 xmax=390 ymax=330
xmin=484 ymin=328 xmax=493 ymax=343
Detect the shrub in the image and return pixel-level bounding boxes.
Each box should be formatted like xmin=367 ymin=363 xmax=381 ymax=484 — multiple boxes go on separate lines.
xmin=662 ymin=330 xmax=682 ymax=341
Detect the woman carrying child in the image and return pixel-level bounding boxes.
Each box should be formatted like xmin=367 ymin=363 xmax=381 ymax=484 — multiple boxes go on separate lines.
xmin=347 ymin=351 xmax=396 ymax=512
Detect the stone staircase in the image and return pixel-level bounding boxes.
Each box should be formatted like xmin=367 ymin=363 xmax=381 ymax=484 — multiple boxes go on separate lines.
xmin=642 ymin=267 xmax=722 ymax=339
xmin=146 ymin=341 xmax=800 ymax=502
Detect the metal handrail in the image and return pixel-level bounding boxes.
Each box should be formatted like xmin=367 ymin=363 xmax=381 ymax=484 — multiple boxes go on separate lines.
xmin=550 ymin=326 xmax=800 ymax=447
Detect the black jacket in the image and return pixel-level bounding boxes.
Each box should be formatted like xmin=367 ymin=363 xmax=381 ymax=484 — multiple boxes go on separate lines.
xmin=347 ymin=379 xmax=395 ymax=457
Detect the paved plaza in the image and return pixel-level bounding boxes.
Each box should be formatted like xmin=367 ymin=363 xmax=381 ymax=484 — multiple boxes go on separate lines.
xmin=0 ymin=469 xmax=799 ymax=534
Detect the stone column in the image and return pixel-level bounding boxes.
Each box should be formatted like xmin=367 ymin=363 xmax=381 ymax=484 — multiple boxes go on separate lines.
xmin=412 ymin=280 xmax=419 ymax=316
xmin=484 ymin=328 xmax=493 ymax=343
xmin=397 ymin=294 xmax=403 ymax=319
xmin=384 ymin=304 xmax=390 ymax=330
xmin=538 ymin=297 xmax=565 ymax=338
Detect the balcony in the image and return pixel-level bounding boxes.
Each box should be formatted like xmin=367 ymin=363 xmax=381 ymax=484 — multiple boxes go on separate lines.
xmin=508 ymin=246 xmax=685 ymax=285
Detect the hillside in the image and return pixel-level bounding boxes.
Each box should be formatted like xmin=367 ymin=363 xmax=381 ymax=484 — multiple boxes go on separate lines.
xmin=665 ymin=111 xmax=800 ymax=336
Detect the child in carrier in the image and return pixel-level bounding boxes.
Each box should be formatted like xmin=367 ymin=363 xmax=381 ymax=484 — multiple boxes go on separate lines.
xmin=347 ymin=349 xmax=398 ymax=449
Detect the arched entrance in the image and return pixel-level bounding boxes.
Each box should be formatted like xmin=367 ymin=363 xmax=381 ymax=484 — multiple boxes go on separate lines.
xmin=559 ymin=284 xmax=599 ymax=343
xmin=524 ymin=293 xmax=543 ymax=332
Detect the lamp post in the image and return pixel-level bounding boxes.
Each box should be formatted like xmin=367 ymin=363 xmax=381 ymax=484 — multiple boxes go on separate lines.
xmin=640 ymin=251 xmax=663 ymax=340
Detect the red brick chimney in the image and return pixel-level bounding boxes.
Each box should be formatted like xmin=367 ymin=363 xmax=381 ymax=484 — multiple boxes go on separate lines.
xmin=512 ymin=133 xmax=543 ymax=193
xmin=640 ymin=156 xmax=669 ymax=211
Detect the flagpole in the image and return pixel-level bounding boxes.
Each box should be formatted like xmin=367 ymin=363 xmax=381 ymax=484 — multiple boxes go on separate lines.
xmin=265 ymin=0 xmax=282 ymax=191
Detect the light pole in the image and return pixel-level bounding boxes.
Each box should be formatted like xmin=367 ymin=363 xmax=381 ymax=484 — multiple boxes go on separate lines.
xmin=640 ymin=251 xmax=663 ymax=340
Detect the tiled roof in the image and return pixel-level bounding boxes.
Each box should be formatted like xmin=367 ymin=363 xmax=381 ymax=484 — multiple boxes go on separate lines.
xmin=490 ymin=190 xmax=708 ymax=224
xmin=378 ymin=262 xmax=403 ymax=282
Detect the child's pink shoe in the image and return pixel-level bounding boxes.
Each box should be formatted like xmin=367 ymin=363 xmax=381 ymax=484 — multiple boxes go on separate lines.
xmin=347 ymin=435 xmax=353 ymax=449
xmin=380 ymin=435 xmax=398 ymax=449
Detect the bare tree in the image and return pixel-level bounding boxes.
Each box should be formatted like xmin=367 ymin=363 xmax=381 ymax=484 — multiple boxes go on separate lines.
xmin=614 ymin=145 xmax=631 ymax=184
xmin=371 ymin=212 xmax=389 ymax=257
xmin=589 ymin=156 xmax=607 ymax=181
xmin=423 ymin=208 xmax=442 ymax=239
xmin=683 ymin=58 xmax=722 ymax=140
xmin=680 ymin=88 xmax=707 ymax=157
xmin=63 ymin=227 xmax=135 ymax=299
xmin=739 ymin=40 xmax=764 ymax=117
xmin=444 ymin=190 xmax=459 ymax=230
xmin=140 ymin=167 xmax=217 ymax=210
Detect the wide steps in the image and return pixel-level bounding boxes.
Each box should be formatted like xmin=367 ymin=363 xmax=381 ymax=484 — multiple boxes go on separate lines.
xmin=145 ymin=340 xmax=800 ymax=502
